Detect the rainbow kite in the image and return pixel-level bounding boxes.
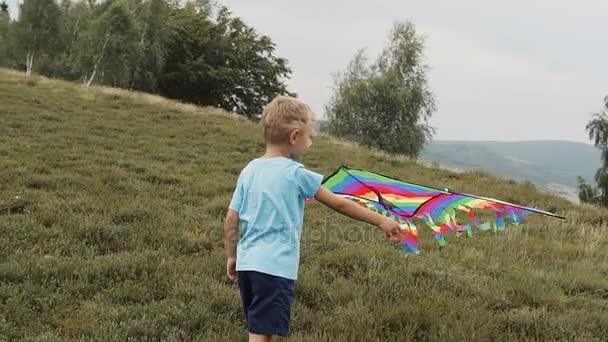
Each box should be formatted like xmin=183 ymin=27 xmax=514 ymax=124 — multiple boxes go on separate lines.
xmin=319 ymin=166 xmax=565 ymax=254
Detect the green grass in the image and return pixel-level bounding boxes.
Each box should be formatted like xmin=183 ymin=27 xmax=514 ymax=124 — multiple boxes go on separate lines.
xmin=1 ymin=68 xmax=607 ymax=341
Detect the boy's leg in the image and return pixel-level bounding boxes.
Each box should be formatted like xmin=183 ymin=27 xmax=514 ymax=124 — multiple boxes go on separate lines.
xmin=249 ymin=333 xmax=272 ymax=342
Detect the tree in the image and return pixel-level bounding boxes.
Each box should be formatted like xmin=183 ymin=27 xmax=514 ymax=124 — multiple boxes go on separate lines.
xmin=0 ymin=1 xmax=8 ymax=17
xmin=192 ymin=0 xmax=215 ymax=15
xmin=37 ymin=0 xmax=92 ymax=79
xmin=0 ymin=1 xmax=11 ymax=66
xmin=211 ymin=7 xmax=292 ymax=116
xmin=594 ymin=161 xmax=608 ymax=207
xmin=2 ymin=0 xmax=292 ymax=117
xmin=78 ymin=0 xmax=142 ymax=87
xmin=325 ymin=21 xmax=436 ymax=158
xmin=158 ymin=3 xmax=215 ymax=102
xmin=14 ymin=0 xmax=61 ymax=75
xmin=578 ymin=176 xmax=598 ymax=203
xmin=586 ymin=96 xmax=608 ymax=150
xmin=578 ymin=96 xmax=608 ymax=207
xmin=159 ymin=3 xmax=292 ymax=117
xmin=129 ymin=0 xmax=170 ymax=92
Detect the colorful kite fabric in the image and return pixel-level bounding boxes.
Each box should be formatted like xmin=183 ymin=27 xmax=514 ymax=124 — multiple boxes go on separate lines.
xmin=318 ymin=166 xmax=565 ymax=255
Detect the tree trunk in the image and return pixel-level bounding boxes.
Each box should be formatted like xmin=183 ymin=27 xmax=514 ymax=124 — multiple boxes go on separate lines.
xmin=85 ymin=34 xmax=110 ymax=87
xmin=67 ymin=17 xmax=80 ymax=56
xmin=25 ymin=51 xmax=34 ymax=76
xmin=85 ymin=67 xmax=97 ymax=87
xmin=140 ymin=1 xmax=151 ymax=44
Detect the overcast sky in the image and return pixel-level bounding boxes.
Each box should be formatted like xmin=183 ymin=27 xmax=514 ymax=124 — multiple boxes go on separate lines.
xmin=219 ymin=0 xmax=607 ymax=143
xmin=6 ymin=0 xmax=606 ymax=143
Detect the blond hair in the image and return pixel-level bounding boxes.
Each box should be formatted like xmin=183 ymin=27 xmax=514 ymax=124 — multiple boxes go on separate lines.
xmin=262 ymin=96 xmax=314 ymax=144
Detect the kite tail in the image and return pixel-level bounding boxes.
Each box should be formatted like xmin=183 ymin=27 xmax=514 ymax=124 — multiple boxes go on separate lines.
xmin=423 ymin=214 xmax=447 ymax=247
xmin=397 ymin=218 xmax=419 ymax=255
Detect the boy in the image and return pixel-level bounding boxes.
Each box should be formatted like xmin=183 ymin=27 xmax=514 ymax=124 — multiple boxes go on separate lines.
xmin=224 ymin=96 xmax=402 ymax=341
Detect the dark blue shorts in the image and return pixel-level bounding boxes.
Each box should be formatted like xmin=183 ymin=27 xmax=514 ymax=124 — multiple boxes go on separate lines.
xmin=238 ymin=271 xmax=295 ymax=337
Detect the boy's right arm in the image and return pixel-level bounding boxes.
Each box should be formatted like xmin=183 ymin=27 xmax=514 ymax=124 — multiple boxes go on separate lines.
xmin=224 ymin=209 xmax=239 ymax=282
xmin=314 ymin=187 xmax=402 ymax=239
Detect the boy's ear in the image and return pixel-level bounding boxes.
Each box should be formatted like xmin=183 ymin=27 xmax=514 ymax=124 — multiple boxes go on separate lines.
xmin=289 ymin=129 xmax=300 ymax=145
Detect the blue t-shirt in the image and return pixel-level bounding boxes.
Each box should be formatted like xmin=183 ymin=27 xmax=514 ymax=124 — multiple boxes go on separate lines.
xmin=229 ymin=157 xmax=324 ymax=280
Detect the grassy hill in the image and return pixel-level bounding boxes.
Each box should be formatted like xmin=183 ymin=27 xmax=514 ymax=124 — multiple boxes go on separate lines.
xmin=422 ymin=141 xmax=600 ymax=191
xmin=1 ymin=69 xmax=607 ymax=341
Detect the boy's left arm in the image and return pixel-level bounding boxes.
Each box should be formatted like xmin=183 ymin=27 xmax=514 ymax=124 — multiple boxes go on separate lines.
xmin=224 ymin=209 xmax=239 ymax=282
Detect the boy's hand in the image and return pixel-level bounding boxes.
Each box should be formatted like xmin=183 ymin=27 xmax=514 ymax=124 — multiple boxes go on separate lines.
xmin=226 ymin=257 xmax=237 ymax=282
xmin=378 ymin=217 xmax=402 ymax=241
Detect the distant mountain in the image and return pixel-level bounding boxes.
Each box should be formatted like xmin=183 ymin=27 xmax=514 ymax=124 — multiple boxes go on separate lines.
xmin=421 ymin=141 xmax=601 ymax=198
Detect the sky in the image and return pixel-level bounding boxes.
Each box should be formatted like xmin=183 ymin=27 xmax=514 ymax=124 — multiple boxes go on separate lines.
xmin=218 ymin=0 xmax=606 ymax=143
xmin=6 ymin=0 xmax=606 ymax=143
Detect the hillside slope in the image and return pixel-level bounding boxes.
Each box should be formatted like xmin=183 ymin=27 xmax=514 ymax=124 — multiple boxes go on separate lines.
xmin=1 ymin=69 xmax=607 ymax=341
